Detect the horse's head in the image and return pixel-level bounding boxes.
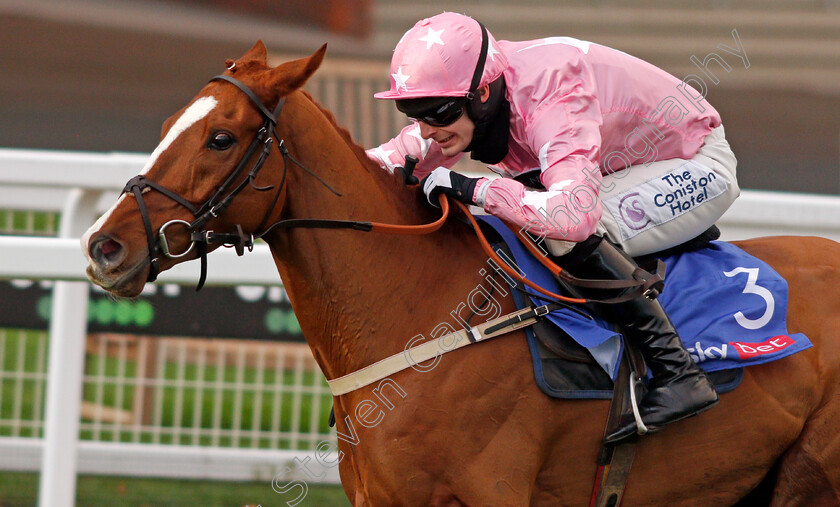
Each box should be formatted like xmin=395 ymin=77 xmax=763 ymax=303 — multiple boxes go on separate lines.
xmin=82 ymin=41 xmax=326 ymax=297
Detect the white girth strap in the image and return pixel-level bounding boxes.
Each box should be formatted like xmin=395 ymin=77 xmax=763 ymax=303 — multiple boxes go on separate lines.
xmin=327 ymin=305 xmax=550 ymax=396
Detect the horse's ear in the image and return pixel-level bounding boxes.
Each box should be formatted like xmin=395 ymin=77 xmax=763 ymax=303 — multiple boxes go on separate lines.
xmin=269 ymin=44 xmax=328 ymax=96
xmin=240 ymin=40 xmax=269 ymax=64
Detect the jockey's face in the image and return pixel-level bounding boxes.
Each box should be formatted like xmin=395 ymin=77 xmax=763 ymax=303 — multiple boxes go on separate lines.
xmin=411 ymin=86 xmax=490 ymax=158
xmin=417 ymin=111 xmax=475 ymax=157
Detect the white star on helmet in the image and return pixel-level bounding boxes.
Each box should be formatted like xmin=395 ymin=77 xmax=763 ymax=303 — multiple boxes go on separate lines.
xmin=418 ymin=27 xmax=445 ymax=50
xmin=392 ymin=67 xmax=411 ymax=92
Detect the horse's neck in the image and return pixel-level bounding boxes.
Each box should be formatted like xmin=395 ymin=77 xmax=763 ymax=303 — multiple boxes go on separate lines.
xmin=268 ymin=94 xmax=488 ymax=379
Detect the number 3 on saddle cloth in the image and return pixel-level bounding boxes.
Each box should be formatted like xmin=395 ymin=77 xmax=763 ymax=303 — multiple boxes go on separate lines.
xmin=477 ymin=216 xmax=813 ymax=400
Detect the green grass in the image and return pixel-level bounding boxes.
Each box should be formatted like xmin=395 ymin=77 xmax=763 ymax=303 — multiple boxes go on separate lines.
xmin=1 ymin=330 xmax=334 ymax=449
xmin=80 ymin=352 xmax=334 ymax=449
xmin=0 ymin=472 xmax=351 ymax=507
xmin=0 ymin=210 xmax=59 ymax=236
xmin=0 ymin=331 xmax=47 ymax=438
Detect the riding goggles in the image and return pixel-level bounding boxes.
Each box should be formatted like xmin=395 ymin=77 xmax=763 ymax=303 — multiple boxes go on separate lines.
xmin=407 ymin=99 xmax=466 ymax=127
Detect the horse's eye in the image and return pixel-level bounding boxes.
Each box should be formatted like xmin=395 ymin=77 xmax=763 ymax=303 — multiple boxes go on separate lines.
xmin=208 ymin=131 xmax=234 ymax=150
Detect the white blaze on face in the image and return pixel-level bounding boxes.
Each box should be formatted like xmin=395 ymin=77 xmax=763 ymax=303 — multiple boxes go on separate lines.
xmin=81 ymin=96 xmax=219 ymax=259
xmin=141 ymin=95 xmax=219 ymax=174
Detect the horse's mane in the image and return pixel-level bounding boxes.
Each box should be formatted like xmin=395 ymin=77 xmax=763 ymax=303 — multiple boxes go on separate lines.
xmin=298 ymin=90 xmax=426 ymax=206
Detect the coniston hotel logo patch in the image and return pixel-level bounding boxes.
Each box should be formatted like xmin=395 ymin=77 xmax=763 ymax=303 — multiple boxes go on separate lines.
xmin=604 ymin=161 xmax=729 ymax=241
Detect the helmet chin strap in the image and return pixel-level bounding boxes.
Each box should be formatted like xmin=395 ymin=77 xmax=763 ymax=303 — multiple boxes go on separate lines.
xmin=463 ymin=20 xmax=510 ymax=164
xmin=464 ymin=21 xmax=489 ymax=101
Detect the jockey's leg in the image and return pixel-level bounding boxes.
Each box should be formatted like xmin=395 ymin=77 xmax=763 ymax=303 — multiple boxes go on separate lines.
xmin=544 ymin=126 xmax=738 ymax=443
xmin=595 ymin=124 xmax=739 ymax=257
xmin=556 ymin=235 xmax=719 ymax=444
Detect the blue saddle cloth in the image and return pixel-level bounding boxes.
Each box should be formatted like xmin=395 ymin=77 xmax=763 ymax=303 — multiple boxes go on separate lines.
xmin=478 ymin=216 xmax=812 ymax=384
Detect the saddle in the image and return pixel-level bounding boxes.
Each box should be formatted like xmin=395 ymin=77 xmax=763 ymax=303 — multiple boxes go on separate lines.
xmin=482 ymin=224 xmax=744 ymax=400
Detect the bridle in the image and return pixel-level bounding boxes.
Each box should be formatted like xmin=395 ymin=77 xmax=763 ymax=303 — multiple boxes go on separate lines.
xmin=121 ymin=73 xmax=661 ymax=303
xmin=122 ymin=74 xmax=297 ymax=289
xmin=121 ymin=73 xmax=450 ymax=290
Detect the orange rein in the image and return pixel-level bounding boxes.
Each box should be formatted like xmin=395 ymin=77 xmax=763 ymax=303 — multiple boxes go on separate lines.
xmin=365 ymin=193 xmax=586 ymax=305
xmin=368 ymin=194 xmax=452 ymax=235
xmin=450 ymin=201 xmax=588 ymax=305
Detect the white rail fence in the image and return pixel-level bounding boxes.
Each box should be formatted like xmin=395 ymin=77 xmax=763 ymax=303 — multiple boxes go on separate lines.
xmin=2 ymin=148 xmax=840 ymax=507
xmin=0 ymin=149 xmax=341 ymax=507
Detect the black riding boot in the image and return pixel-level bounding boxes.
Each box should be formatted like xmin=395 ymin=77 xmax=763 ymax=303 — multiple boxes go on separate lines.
xmin=559 ymin=236 xmax=719 ymax=444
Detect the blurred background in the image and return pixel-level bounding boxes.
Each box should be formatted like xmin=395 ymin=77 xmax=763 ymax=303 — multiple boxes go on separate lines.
xmin=0 ymin=1 xmax=839 ymax=506
xmin=3 ymin=0 xmax=840 ymax=191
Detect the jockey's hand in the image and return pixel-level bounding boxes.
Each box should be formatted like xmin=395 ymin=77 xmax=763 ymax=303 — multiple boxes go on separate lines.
xmin=420 ymin=167 xmax=479 ymax=208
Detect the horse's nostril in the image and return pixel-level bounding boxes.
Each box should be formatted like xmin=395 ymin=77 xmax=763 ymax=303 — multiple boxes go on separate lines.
xmin=91 ymin=237 xmax=126 ymax=266
xmin=100 ymin=239 xmax=119 ymax=258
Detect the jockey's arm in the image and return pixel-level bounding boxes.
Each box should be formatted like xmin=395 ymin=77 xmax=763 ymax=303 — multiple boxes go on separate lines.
xmin=368 ymin=118 xmax=604 ymax=242
xmin=366 ymin=123 xmax=464 ymax=177
xmin=477 ymin=168 xmax=602 ymax=243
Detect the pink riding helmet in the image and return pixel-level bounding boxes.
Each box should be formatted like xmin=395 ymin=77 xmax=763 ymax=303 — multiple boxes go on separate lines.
xmin=374 ymin=12 xmax=509 ymax=100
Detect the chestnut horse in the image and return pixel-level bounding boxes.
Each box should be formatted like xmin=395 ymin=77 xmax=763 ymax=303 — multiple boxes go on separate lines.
xmin=82 ymin=42 xmax=840 ymax=505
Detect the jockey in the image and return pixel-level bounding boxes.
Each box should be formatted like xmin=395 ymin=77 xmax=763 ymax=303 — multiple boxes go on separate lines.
xmin=367 ymin=12 xmax=739 ymax=443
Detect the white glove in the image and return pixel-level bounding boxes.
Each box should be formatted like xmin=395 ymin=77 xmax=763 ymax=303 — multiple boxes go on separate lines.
xmin=420 ymin=167 xmax=480 ymax=208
